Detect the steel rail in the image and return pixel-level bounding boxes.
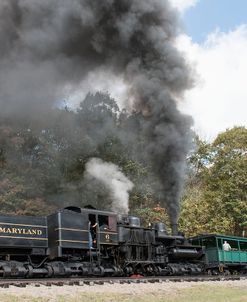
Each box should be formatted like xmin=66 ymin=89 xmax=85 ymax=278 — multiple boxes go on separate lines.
xmin=0 ymin=274 xmax=246 ymax=288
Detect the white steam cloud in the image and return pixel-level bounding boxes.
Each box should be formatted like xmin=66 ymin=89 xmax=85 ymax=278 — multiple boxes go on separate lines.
xmin=84 ymin=158 xmax=134 ymax=214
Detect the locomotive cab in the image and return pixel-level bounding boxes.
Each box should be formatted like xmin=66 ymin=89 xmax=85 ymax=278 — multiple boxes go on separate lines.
xmin=47 ymin=207 xmax=118 ymax=259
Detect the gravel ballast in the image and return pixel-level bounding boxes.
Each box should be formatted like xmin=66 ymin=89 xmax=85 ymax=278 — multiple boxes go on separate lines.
xmin=0 ymin=279 xmax=246 ymax=299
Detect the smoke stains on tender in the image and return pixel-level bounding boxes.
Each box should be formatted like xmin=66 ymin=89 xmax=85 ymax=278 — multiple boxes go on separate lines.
xmin=0 ymin=0 xmax=193 ymax=223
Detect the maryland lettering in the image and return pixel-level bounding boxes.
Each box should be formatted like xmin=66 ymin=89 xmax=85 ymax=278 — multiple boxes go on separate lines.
xmin=0 ymin=227 xmax=43 ymax=236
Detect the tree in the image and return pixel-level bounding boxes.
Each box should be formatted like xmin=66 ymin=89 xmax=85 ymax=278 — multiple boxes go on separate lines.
xmin=206 ymin=127 xmax=247 ymax=235
xmin=133 ymin=205 xmax=170 ymax=231
xmin=180 ymin=127 xmax=247 ymax=236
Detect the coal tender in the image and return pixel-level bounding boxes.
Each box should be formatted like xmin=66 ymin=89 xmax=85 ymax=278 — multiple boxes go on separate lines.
xmin=0 ymin=207 xmax=205 ymax=278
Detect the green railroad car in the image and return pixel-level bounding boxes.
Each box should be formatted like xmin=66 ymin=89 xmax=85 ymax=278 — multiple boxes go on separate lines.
xmin=190 ymin=234 xmax=247 ymax=274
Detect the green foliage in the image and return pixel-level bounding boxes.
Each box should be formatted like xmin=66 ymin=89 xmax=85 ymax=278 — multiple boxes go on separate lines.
xmin=187 ymin=135 xmax=211 ymax=181
xmin=0 ymin=173 xmax=55 ymax=215
xmin=206 ymin=127 xmax=247 ymax=234
xmin=133 ymin=205 xmax=171 ymax=231
xmin=179 ymin=186 xmax=233 ymax=236
xmin=180 ymin=127 xmax=247 ymax=236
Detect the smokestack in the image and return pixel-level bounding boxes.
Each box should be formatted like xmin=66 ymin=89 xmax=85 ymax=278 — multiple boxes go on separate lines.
xmin=171 ymin=224 xmax=178 ymax=236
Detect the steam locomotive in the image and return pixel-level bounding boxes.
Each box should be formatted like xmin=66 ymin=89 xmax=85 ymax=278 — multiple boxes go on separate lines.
xmin=0 ymin=206 xmax=205 ymax=278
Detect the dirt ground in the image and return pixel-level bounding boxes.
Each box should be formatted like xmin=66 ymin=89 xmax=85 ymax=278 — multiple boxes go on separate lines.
xmin=0 ymin=279 xmax=247 ymax=301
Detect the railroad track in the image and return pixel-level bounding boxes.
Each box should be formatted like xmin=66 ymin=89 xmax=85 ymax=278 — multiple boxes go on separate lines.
xmin=0 ymin=275 xmax=246 ymax=288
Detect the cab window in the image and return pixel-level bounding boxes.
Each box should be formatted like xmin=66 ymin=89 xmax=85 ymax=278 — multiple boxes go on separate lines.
xmin=98 ymin=215 xmax=117 ymax=231
xmin=98 ymin=215 xmax=109 ymax=231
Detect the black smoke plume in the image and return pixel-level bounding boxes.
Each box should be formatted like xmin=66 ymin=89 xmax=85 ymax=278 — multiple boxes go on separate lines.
xmin=0 ymin=0 xmax=193 ymax=223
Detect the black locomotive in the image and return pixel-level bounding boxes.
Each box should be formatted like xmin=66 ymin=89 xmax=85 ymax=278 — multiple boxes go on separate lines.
xmin=0 ymin=206 xmax=205 ymax=278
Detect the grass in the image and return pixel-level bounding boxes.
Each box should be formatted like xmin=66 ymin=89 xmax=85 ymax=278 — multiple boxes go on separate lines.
xmin=0 ymin=296 xmax=47 ymax=302
xmin=74 ymin=287 xmax=247 ymax=302
xmin=0 ymin=285 xmax=246 ymax=302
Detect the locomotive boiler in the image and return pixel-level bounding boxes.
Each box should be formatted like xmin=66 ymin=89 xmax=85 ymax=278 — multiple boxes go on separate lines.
xmin=0 ymin=206 xmax=205 ymax=278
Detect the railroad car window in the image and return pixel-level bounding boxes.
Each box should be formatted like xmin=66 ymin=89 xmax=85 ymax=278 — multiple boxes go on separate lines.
xmin=228 ymin=240 xmax=238 ymax=250
xmin=217 ymin=239 xmax=224 ymax=249
xmin=217 ymin=239 xmax=222 ymax=249
xmin=218 ymin=239 xmax=238 ymax=250
xmin=202 ymin=237 xmax=216 ymax=248
xmin=240 ymin=242 xmax=247 ymax=251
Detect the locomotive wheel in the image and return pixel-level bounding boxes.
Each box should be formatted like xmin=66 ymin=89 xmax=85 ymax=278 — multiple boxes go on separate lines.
xmin=144 ymin=264 xmax=155 ymax=276
xmin=46 ymin=265 xmax=54 ymax=277
xmin=123 ymin=265 xmax=133 ymax=276
xmin=25 ymin=265 xmax=33 ymax=278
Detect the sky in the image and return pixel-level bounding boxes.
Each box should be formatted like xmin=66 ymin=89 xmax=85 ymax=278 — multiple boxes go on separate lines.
xmin=172 ymin=0 xmax=247 ymax=139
